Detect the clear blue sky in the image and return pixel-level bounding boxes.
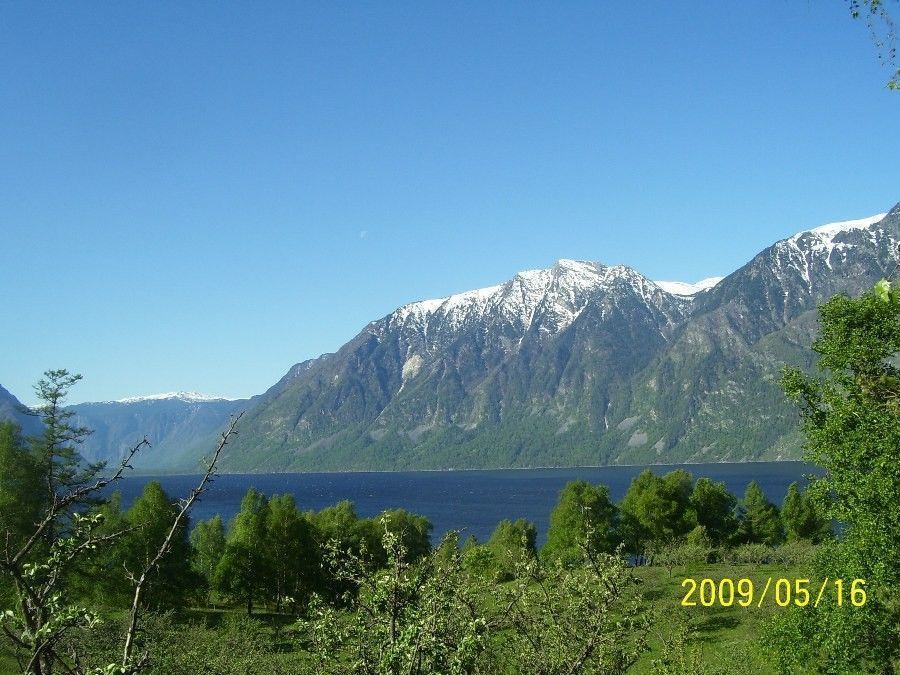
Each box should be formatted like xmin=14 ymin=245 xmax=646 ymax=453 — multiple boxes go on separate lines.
xmin=1 ymin=2 xmax=897 ymax=404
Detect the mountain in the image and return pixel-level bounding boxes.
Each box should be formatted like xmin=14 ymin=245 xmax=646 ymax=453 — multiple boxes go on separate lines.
xmin=0 ymin=384 xmax=43 ymax=437
xmin=68 ymin=393 xmax=250 ymax=471
xmin=218 ymin=205 xmax=899 ymax=472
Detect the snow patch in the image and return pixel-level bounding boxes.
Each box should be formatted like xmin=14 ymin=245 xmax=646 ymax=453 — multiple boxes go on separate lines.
xmin=798 ymin=213 xmax=887 ymax=241
xmin=113 ymin=392 xmax=235 ymax=404
xmin=654 ymin=277 xmax=724 ymax=296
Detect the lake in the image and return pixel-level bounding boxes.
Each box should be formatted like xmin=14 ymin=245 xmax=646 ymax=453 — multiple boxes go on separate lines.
xmin=117 ymin=462 xmax=818 ymax=545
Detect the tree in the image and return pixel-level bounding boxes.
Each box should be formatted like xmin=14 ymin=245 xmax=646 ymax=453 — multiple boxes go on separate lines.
xmin=780 ymin=482 xmax=830 ymax=543
xmin=0 ymin=369 xmax=243 ymax=674
xmin=120 ymin=481 xmax=197 ymax=609
xmin=688 ymin=477 xmax=738 ymax=546
xmin=619 ymin=470 xmax=695 ymax=554
xmin=768 ymin=279 xmax=900 ymax=671
xmin=300 ymin=522 xmax=488 ymax=675
xmin=485 ymin=518 xmax=537 ymax=581
xmin=264 ymin=494 xmax=318 ymax=610
xmin=29 ymin=369 xmax=104 ymax=520
xmin=542 ymin=481 xmax=618 ymax=563
xmin=737 ymin=481 xmax=783 ymax=546
xmin=494 ymin=543 xmax=649 ymax=674
xmin=216 ymin=487 xmax=272 ymax=615
xmin=189 ymin=515 xmax=226 ymax=605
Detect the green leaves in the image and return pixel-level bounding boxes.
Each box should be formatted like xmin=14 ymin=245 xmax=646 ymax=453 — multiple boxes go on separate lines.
xmin=874 ymin=278 xmax=892 ymax=302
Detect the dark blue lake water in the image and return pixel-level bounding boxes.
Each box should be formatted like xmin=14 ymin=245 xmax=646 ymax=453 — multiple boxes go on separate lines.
xmin=117 ymin=462 xmax=818 ymax=545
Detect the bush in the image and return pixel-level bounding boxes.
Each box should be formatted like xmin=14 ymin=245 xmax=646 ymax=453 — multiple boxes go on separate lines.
xmin=723 ymin=544 xmax=773 ymax=565
xmin=769 ymin=540 xmax=817 ymax=566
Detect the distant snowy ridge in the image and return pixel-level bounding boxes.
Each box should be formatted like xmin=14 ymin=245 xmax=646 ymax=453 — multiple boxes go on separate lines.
xmin=798 ymin=213 xmax=887 ymax=240
xmin=112 ymin=392 xmax=236 ymax=404
xmin=653 ymin=277 xmax=724 ymax=296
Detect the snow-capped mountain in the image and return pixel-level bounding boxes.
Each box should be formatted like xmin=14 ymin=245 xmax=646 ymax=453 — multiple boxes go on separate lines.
xmin=218 ymin=205 xmax=899 ymax=472
xmin=4 ymin=206 xmax=896 ymax=473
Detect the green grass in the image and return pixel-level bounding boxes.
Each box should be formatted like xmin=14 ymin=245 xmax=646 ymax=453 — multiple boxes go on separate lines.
xmin=629 ymin=561 xmax=809 ymax=673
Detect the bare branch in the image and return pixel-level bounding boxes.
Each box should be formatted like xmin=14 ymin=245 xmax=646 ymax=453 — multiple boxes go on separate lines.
xmin=121 ymin=413 xmax=242 ymax=671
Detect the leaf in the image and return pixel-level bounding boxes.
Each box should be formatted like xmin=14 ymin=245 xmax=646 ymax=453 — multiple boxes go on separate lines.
xmin=874 ymin=278 xmax=891 ymax=302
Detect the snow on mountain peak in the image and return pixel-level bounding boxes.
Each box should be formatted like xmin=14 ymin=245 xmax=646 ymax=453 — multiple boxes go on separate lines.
xmin=390 ymin=258 xmax=677 ymax=340
xmin=798 ymin=213 xmax=887 ymax=241
xmin=114 ymin=392 xmax=234 ymax=404
xmin=654 ymin=277 xmax=724 ymax=297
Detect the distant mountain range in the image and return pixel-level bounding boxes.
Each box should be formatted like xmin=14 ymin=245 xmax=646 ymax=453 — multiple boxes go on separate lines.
xmin=67 ymin=394 xmax=249 ymax=470
xmin=3 ymin=205 xmax=898 ymax=472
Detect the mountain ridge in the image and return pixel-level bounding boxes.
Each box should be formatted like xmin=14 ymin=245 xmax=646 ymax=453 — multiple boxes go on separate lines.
xmin=217 ymin=205 xmax=899 ymax=472
xmin=2 ymin=206 xmax=897 ymax=472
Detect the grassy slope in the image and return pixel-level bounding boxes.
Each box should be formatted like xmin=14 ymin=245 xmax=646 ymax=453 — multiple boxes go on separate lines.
xmin=630 ymin=561 xmax=809 ymax=674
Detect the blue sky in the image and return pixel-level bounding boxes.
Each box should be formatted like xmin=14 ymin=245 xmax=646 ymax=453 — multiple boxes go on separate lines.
xmin=1 ymin=2 xmax=897 ymax=404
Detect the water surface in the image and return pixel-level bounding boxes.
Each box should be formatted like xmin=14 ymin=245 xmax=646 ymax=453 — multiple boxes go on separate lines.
xmin=117 ymin=462 xmax=818 ymax=545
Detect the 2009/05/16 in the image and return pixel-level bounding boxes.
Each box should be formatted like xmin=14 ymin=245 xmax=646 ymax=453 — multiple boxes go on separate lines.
xmin=680 ymin=577 xmax=867 ymax=608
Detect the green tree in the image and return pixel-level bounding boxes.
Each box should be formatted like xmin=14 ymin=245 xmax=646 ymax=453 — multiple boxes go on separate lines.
xmin=780 ymin=482 xmax=830 ymax=543
xmin=265 ymin=494 xmax=318 ymax=610
xmin=485 ymin=518 xmax=537 ymax=581
xmin=301 ymin=523 xmax=488 ymax=675
xmin=688 ymin=477 xmax=738 ymax=546
xmin=29 ymin=371 xmax=101 ymax=525
xmin=190 ymin=515 xmax=226 ymax=604
xmin=737 ymin=481 xmax=784 ymax=546
xmin=216 ymin=487 xmax=272 ymax=615
xmin=120 ymin=481 xmax=197 ymax=609
xmin=768 ymin=280 xmax=900 ymax=672
xmin=620 ymin=470 xmax=695 ymax=553
xmin=542 ymin=480 xmax=617 ymax=563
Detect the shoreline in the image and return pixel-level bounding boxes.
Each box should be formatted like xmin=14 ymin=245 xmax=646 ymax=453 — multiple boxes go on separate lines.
xmin=120 ymin=457 xmax=814 ymax=479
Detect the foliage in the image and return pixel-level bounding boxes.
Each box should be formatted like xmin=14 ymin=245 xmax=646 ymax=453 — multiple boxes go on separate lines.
xmin=620 ymin=469 xmax=695 ymax=554
xmin=215 ymin=488 xmax=272 ymax=615
xmin=493 ymin=542 xmax=649 ymax=674
xmin=737 ymin=481 xmax=784 ymax=546
xmin=265 ymin=495 xmax=318 ymax=611
xmin=689 ymin=478 xmax=738 ymax=546
xmin=189 ymin=515 xmax=226 ymax=605
xmin=0 ymin=422 xmax=44 ymax=554
xmin=780 ymin=482 xmax=830 ymax=543
xmin=848 ymin=0 xmax=900 ymax=88
xmin=299 ymin=521 xmax=487 ymax=675
xmin=768 ymin=279 xmax=900 ymax=672
xmin=542 ymin=480 xmax=617 ymax=564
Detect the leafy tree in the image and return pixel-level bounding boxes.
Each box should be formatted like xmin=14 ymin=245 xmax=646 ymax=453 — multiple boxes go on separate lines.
xmin=265 ymin=494 xmax=318 ymax=610
xmin=484 ymin=518 xmax=537 ymax=581
xmin=688 ymin=477 xmax=738 ymax=546
xmin=119 ymin=481 xmax=197 ymax=609
xmin=216 ymin=487 xmax=272 ymax=615
xmin=0 ymin=370 xmax=241 ymax=674
xmin=619 ymin=470 xmax=695 ymax=553
xmin=542 ymin=480 xmax=617 ymax=563
xmin=372 ymin=508 xmax=432 ymax=566
xmin=768 ymin=280 xmax=900 ymax=671
xmin=737 ymin=481 xmax=784 ymax=546
xmin=780 ymin=482 xmax=830 ymax=543
xmin=494 ymin=543 xmax=649 ymax=674
xmin=189 ymin=514 xmax=226 ymax=604
xmin=300 ymin=522 xmax=488 ymax=675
